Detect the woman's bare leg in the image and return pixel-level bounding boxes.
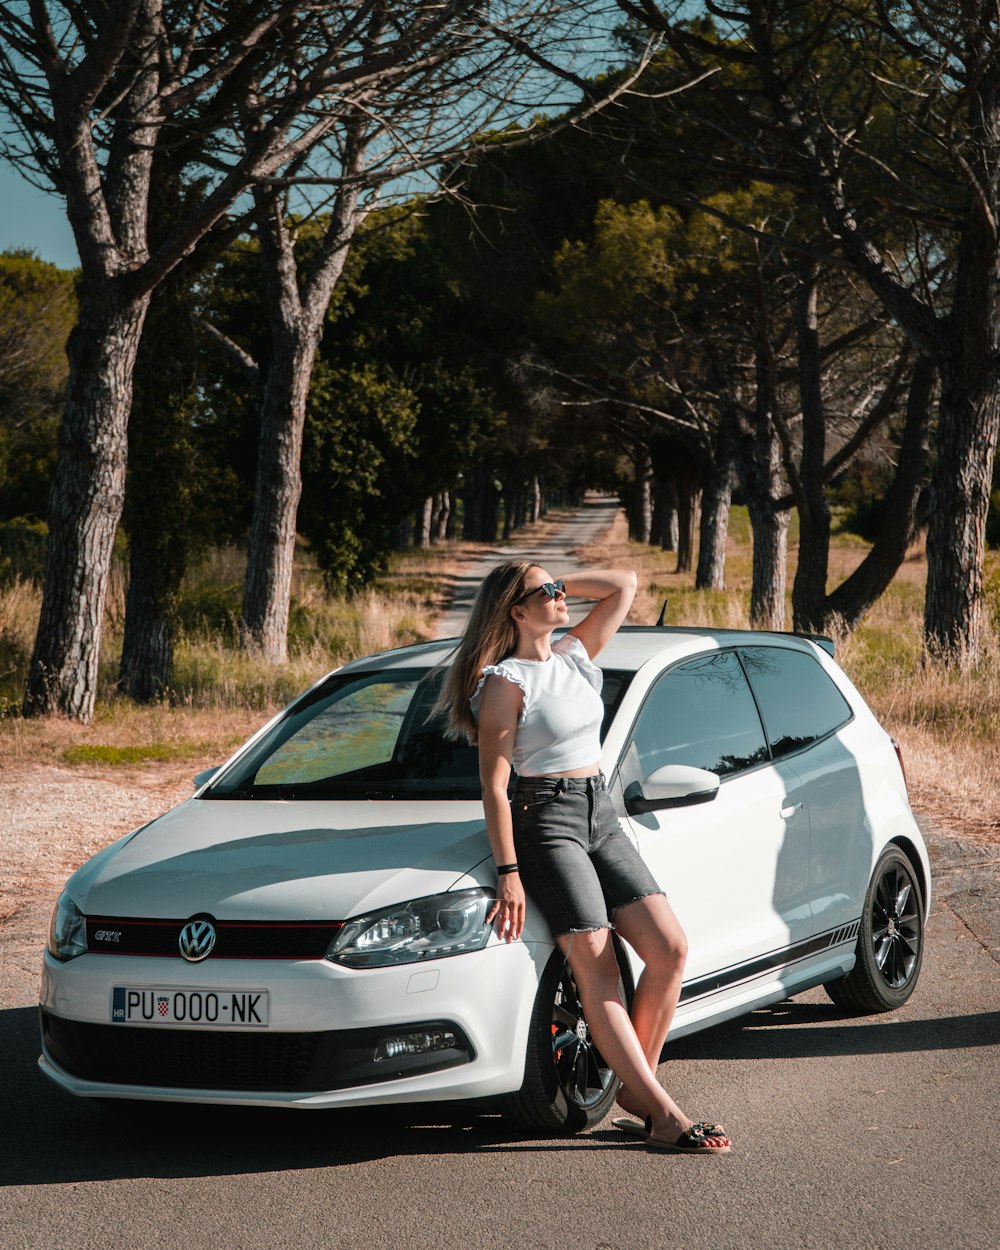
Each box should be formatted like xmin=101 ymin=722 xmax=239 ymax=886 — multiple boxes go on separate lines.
xmin=557 ymin=927 xmax=691 ymax=1142
xmin=608 ymin=894 xmax=688 ymax=1119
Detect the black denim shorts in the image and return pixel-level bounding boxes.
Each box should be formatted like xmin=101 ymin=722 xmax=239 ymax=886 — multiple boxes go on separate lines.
xmin=512 ymin=774 xmax=664 ymax=937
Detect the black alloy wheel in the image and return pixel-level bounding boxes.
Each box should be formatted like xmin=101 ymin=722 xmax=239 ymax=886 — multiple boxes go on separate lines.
xmin=501 ymin=946 xmax=630 ymax=1133
xmin=549 ymin=961 xmax=617 ymax=1117
xmin=825 ymin=845 xmax=924 ymax=1013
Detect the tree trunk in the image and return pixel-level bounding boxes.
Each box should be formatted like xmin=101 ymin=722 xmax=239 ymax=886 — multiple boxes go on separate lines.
xmin=651 ymin=479 xmax=674 ymax=549
xmin=515 ymin=480 xmax=528 ymax=530
xmin=531 ymin=475 xmax=542 ymax=523
xmin=241 ymin=164 xmax=366 ymax=661
xmin=481 ymin=475 xmax=500 ymax=542
xmin=119 ymin=549 xmax=174 ymax=702
xmin=924 ymin=208 xmax=1000 ymax=663
xmin=416 ymin=496 xmax=433 ymax=548
xmin=242 ymin=333 xmax=315 ymax=661
xmin=791 ymin=263 xmax=832 ymax=633
xmin=433 ymin=491 xmax=450 ymax=542
xmin=747 ymin=491 xmax=788 ymax=631
xmin=675 ymin=482 xmax=700 ymax=574
xmin=696 ymin=408 xmax=738 ymax=591
xmin=631 ymin=443 xmax=654 ymax=542
xmin=743 ymin=378 xmax=788 ymax=631
xmin=24 ymin=285 xmax=150 ymax=719
xmin=824 ymin=353 xmax=935 ymax=631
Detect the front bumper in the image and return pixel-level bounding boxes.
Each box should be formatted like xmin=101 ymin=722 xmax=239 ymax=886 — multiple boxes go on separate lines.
xmin=38 ymin=939 xmax=547 ymax=1109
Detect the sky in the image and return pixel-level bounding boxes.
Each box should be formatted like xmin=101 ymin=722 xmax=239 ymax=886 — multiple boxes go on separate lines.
xmin=1 ymin=162 xmax=79 ymax=269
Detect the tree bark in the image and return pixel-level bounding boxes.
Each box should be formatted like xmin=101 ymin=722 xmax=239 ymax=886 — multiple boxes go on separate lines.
xmin=24 ymin=283 xmax=150 ymax=718
xmin=675 ymin=481 xmax=700 ymax=574
xmin=241 ymin=169 xmax=365 ymax=661
xmin=744 ymin=344 xmax=788 ymax=631
xmin=923 ymin=190 xmax=1000 ymax=662
xmin=790 ymin=262 xmax=831 ymax=633
xmin=696 ymin=408 xmax=738 ymax=591
xmin=119 ymin=548 xmax=174 ymax=702
xmin=631 ymin=442 xmax=654 ymax=542
xmin=416 ymin=497 xmax=434 ymax=548
xmin=433 ymin=491 xmax=450 ymax=542
xmin=530 ymin=475 xmax=542 ymax=523
xmin=241 ymin=330 xmax=316 ymax=662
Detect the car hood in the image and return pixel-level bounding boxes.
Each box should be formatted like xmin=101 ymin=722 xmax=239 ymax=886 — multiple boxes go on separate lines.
xmin=69 ymin=797 xmax=491 ymax=921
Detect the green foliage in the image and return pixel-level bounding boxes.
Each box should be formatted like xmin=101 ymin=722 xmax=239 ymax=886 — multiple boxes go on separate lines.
xmin=298 ymin=209 xmax=496 ymax=588
xmin=987 ymin=489 xmax=1000 ymax=550
xmin=0 ymin=250 xmax=76 ymax=521
xmin=61 ymin=740 xmax=215 ymax=767
xmin=0 ymin=518 xmax=47 ymax=584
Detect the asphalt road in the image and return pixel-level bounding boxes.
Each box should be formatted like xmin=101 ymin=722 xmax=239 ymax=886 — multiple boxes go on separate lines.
xmin=2 ymin=499 xmax=999 ymax=1250
xmin=2 ymin=841 xmax=998 ymax=1249
xmin=432 ymin=493 xmax=623 ymax=639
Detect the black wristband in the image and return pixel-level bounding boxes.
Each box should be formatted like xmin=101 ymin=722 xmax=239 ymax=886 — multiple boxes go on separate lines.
xmin=496 ymin=863 xmax=519 ymax=876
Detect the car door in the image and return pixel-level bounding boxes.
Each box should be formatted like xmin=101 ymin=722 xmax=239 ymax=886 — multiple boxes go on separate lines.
xmin=738 ymin=645 xmax=865 ymax=937
xmin=613 ymin=650 xmax=813 ymax=984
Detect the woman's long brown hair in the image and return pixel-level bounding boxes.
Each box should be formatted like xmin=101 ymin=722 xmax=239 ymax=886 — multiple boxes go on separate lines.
xmin=434 ymin=559 xmax=538 ymax=743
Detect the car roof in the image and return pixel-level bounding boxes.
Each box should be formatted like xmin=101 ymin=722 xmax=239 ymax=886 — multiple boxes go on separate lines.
xmin=337 ymin=626 xmax=835 ymax=676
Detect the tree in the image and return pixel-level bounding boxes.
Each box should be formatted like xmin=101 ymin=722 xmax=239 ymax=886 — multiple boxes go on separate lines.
xmin=617 ymin=1 xmax=1000 ymax=663
xmin=228 ymin=3 xmax=640 ymax=661
xmin=0 ymin=3 xmax=435 ymax=719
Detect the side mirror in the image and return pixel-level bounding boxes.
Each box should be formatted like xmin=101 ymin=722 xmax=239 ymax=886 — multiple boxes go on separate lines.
xmin=193 ymin=767 xmax=220 ymax=790
xmin=624 ymin=764 xmax=720 ymax=815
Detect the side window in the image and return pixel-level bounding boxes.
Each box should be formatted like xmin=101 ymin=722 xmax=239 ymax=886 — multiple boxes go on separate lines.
xmin=740 ymin=646 xmax=852 ymax=759
xmin=628 ymin=651 xmax=769 ymax=780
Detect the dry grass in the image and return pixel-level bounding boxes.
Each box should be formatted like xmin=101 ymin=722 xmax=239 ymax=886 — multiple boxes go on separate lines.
xmin=0 ymin=511 xmax=562 ymax=769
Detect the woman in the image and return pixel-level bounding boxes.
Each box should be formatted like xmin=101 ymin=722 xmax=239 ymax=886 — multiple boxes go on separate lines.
xmin=437 ymin=558 xmax=730 ymax=1155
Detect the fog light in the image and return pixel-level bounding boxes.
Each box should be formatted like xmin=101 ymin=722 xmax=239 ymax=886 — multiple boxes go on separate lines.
xmin=374 ymin=1028 xmax=459 ymax=1062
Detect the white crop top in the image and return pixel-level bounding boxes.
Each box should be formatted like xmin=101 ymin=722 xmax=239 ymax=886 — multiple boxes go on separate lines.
xmin=469 ymin=633 xmax=605 ymax=776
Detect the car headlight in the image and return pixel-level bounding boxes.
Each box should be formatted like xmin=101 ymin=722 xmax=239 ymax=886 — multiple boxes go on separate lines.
xmin=48 ymin=893 xmax=88 ymax=962
xmin=327 ymin=889 xmax=492 ymax=968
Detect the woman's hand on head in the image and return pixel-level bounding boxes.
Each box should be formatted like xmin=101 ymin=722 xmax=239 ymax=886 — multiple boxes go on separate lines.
xmin=487 ymin=872 xmax=526 ymax=942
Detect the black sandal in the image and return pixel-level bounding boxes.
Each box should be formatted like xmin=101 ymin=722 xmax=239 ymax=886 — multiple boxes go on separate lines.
xmin=646 ymin=1121 xmax=730 ymax=1154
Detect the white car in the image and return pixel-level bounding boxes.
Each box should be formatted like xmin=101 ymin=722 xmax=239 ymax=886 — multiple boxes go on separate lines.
xmin=40 ymin=627 xmax=930 ymax=1132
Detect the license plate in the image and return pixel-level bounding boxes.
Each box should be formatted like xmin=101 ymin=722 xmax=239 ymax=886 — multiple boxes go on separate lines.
xmin=111 ymin=987 xmax=269 ymax=1026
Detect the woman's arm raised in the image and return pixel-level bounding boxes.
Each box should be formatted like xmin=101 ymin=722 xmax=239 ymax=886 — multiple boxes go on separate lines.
xmin=564 ymin=568 xmax=637 ymax=660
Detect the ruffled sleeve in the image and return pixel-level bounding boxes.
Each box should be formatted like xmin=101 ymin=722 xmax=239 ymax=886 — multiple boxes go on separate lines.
xmin=552 ymin=633 xmax=603 ymax=693
xmin=469 ymin=662 xmax=529 ymax=723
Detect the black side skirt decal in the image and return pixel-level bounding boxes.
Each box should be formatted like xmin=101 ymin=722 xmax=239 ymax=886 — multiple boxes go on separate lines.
xmin=679 ymin=919 xmax=862 ymax=1005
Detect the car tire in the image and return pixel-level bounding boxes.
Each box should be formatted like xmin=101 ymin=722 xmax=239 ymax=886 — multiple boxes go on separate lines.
xmin=500 ymin=944 xmax=632 ymax=1134
xmin=824 ymin=845 xmax=924 ymax=1013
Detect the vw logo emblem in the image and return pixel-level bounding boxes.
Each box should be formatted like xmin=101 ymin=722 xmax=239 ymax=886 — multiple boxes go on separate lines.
xmin=178 ymin=918 xmax=217 ymax=962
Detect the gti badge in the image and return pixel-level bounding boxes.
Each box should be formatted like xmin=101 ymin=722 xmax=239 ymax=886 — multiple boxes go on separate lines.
xmin=178 ymin=918 xmax=217 ymax=962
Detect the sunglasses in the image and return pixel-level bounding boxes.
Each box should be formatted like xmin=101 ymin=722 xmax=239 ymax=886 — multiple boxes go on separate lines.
xmin=514 ymin=579 xmax=565 ymax=605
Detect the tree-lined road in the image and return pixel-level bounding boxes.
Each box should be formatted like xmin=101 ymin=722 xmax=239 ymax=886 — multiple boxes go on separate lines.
xmin=1 ymin=503 xmax=998 ymax=1249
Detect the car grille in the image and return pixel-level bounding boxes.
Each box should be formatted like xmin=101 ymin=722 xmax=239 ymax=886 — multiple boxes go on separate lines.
xmin=40 ymin=1011 xmax=473 ymax=1093
xmin=86 ymin=917 xmax=343 ymax=960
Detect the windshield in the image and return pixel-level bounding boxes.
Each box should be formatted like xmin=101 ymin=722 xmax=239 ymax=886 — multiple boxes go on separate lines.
xmin=205 ymin=666 xmax=632 ymax=801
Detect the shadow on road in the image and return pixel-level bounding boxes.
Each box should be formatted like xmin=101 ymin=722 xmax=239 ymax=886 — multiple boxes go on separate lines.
xmin=4 ymin=997 xmax=998 ymax=1185
xmin=665 ymin=999 xmax=1000 ymax=1061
